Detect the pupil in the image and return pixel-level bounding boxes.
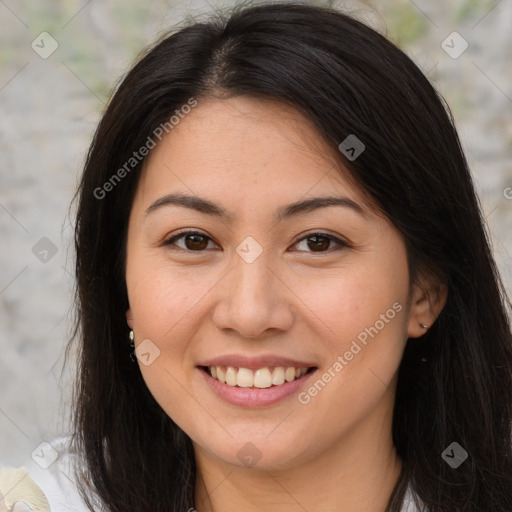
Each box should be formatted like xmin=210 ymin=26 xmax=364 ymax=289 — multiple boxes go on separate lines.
xmin=187 ymin=234 xmax=207 ymax=250
xmin=309 ymin=235 xmax=329 ymax=251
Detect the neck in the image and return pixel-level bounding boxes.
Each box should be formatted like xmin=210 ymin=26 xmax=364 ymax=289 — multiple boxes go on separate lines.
xmin=193 ymin=404 xmax=402 ymax=512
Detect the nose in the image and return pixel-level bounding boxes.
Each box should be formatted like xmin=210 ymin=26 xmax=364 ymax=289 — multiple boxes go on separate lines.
xmin=211 ymin=248 xmax=294 ymax=339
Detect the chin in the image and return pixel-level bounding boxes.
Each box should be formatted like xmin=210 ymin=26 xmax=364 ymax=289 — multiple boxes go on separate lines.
xmin=197 ymin=432 xmax=312 ymax=471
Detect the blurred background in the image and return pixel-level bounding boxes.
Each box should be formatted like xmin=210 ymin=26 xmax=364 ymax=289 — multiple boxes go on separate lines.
xmin=1 ymin=0 xmax=511 ymax=466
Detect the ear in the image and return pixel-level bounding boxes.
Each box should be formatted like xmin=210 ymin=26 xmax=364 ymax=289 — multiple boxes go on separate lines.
xmin=126 ymin=308 xmax=134 ymax=330
xmin=407 ymin=272 xmax=448 ymax=338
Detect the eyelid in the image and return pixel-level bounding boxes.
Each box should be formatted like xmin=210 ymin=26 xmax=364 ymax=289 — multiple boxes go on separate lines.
xmin=162 ymin=228 xmax=352 ymax=253
xmin=291 ymin=229 xmax=351 ymax=247
xmin=162 ymin=229 xmax=219 ymax=249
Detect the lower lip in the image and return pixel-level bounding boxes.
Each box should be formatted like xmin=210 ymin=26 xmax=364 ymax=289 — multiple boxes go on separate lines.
xmin=199 ymin=367 xmax=317 ymax=408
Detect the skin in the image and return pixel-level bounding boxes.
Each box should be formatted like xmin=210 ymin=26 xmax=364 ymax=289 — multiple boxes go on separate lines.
xmin=125 ymin=95 xmax=447 ymax=512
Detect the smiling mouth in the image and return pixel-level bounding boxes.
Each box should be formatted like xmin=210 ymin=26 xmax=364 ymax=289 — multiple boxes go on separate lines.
xmin=200 ymin=365 xmax=317 ymax=388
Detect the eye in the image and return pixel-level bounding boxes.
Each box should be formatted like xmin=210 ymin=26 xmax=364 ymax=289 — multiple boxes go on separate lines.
xmin=163 ymin=230 xmax=349 ymax=253
xmin=162 ymin=230 xmax=218 ymax=252
xmin=292 ymin=232 xmax=350 ymax=253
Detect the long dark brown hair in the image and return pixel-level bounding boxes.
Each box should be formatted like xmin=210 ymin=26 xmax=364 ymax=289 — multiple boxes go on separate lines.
xmin=67 ymin=2 xmax=512 ymax=511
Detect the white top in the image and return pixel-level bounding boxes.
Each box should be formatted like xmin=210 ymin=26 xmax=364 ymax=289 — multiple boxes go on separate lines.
xmin=0 ymin=436 xmax=98 ymax=512
xmin=1 ymin=435 xmax=420 ymax=511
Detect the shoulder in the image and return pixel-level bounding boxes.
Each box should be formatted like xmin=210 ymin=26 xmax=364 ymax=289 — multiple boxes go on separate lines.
xmin=0 ymin=435 xmax=105 ymax=512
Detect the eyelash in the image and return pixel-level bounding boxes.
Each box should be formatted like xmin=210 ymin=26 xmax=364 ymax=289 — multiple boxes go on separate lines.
xmin=162 ymin=229 xmax=350 ymax=254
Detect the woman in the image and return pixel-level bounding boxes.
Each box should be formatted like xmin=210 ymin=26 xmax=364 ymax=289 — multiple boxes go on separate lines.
xmin=1 ymin=2 xmax=511 ymax=511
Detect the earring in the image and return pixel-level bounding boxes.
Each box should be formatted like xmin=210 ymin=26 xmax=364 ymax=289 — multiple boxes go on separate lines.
xmin=129 ymin=330 xmax=136 ymax=363
xmin=418 ymin=323 xmax=429 ymax=364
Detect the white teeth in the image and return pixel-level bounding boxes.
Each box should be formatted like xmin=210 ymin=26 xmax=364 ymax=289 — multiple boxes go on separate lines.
xmin=225 ymin=366 xmax=237 ymax=386
xmin=207 ymin=365 xmax=311 ymax=387
xmin=285 ymin=367 xmax=296 ymax=382
xmin=272 ymin=367 xmax=285 ymax=385
xmin=237 ymin=367 xmax=253 ymax=387
xmin=253 ymin=368 xmax=272 ymax=388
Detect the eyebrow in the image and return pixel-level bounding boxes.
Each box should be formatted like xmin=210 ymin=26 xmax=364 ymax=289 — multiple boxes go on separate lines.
xmin=145 ymin=192 xmax=368 ymax=222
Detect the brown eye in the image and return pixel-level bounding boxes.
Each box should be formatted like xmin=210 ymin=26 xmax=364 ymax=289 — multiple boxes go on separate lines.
xmin=306 ymin=235 xmax=331 ymax=252
xmin=163 ymin=230 xmax=349 ymax=254
xmin=183 ymin=233 xmax=209 ymax=250
xmin=294 ymin=233 xmax=348 ymax=253
xmin=163 ymin=231 xmax=216 ymax=251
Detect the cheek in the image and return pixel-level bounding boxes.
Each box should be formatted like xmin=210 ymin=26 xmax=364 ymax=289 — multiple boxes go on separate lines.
xmin=291 ymin=262 xmax=408 ymax=442
xmin=298 ymin=256 xmax=409 ymax=354
xmin=126 ymin=260 xmax=215 ymax=428
xmin=126 ymin=255 xmax=213 ymax=341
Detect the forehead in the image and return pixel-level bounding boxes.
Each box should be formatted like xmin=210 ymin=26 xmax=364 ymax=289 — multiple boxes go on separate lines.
xmin=135 ymin=96 xmax=369 ymax=212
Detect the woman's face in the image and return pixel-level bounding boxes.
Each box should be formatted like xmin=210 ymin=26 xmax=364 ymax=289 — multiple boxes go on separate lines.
xmin=125 ymin=96 xmax=429 ymax=470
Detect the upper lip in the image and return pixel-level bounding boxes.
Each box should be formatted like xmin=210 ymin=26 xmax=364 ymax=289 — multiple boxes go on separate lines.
xmin=198 ymin=355 xmax=317 ymax=370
